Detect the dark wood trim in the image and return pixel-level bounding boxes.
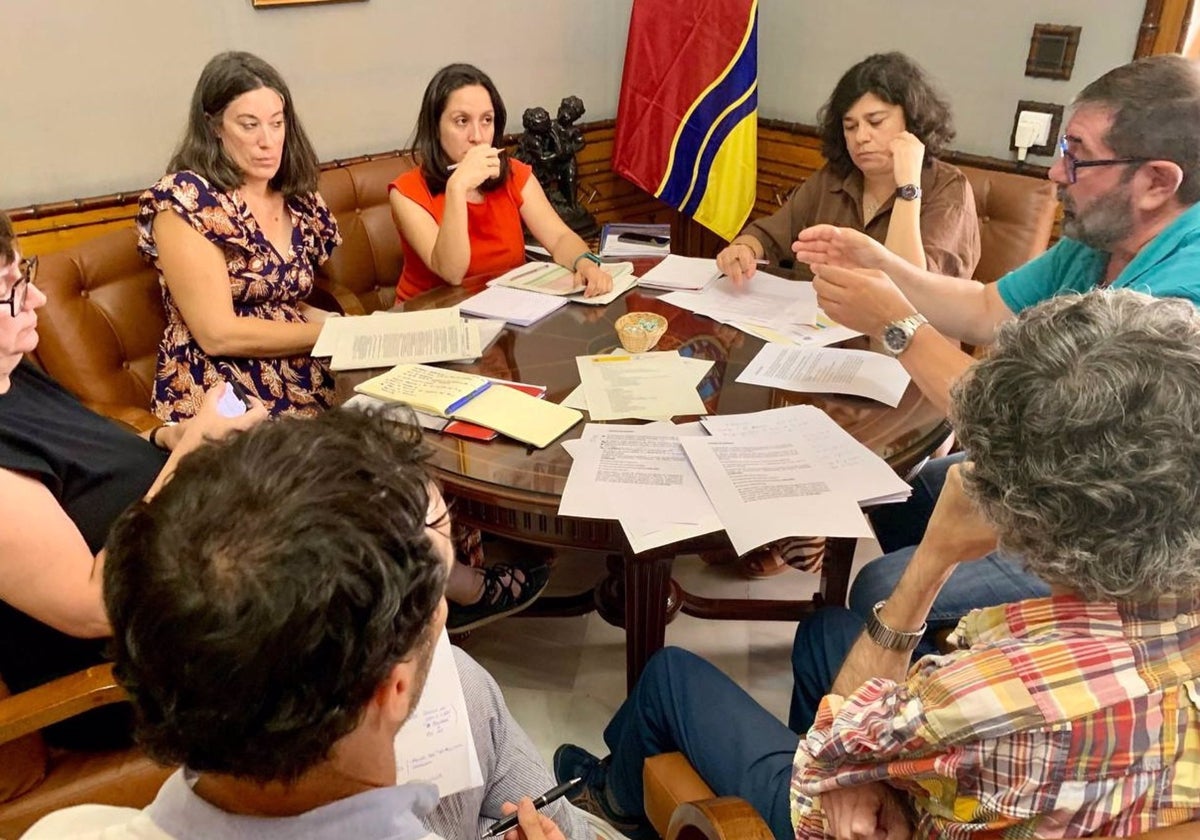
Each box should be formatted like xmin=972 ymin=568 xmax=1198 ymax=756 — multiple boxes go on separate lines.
xmin=757 ymin=117 xmax=1051 ymax=179
xmin=1137 ymin=0 xmax=1168 ymax=57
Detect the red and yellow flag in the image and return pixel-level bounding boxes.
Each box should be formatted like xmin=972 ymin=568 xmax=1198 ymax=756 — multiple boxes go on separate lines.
xmin=613 ymin=0 xmax=758 ymax=241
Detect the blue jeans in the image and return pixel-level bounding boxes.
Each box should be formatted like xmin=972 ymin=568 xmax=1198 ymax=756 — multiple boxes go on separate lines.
xmin=856 ymin=454 xmax=1050 ymax=653
xmin=603 ymin=647 xmax=799 ymax=840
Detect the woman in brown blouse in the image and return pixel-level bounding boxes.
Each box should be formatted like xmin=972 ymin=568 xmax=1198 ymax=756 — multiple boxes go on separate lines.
xmin=716 ymin=52 xmax=980 ymax=285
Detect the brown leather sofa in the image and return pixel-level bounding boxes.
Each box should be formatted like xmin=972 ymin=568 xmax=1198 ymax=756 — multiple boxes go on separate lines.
xmin=29 ymin=153 xmax=413 ymax=432
xmin=960 ymin=165 xmax=1058 ymax=283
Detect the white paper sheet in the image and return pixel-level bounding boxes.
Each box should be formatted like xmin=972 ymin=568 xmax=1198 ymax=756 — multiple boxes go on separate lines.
xmin=736 ymin=344 xmax=911 ymax=407
xmin=458 ymin=286 xmax=568 ymax=326
xmin=393 ymin=630 xmax=484 ymax=796
xmin=701 ymin=405 xmax=911 ymax=505
xmin=733 ymin=316 xmax=863 ymax=348
xmin=565 ymin=272 xmax=639 ymax=306
xmin=680 ymin=435 xmax=873 ymax=555
xmin=575 ymin=352 xmax=709 ymax=421
xmin=564 ymin=356 xmax=712 ymax=419
xmin=317 ymin=307 xmax=483 ymax=371
xmin=661 ymin=274 xmax=818 ymax=329
xmin=637 ymin=254 xmax=721 ymax=291
xmin=559 ymin=424 xmax=722 ymax=553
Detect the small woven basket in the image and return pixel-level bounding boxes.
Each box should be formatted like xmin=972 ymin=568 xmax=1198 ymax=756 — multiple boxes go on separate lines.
xmin=615 ymin=311 xmax=668 ymax=353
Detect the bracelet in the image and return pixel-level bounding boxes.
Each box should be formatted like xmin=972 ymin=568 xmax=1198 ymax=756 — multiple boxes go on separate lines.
xmin=571 ymin=251 xmax=603 ymax=272
xmin=148 ymin=421 xmax=177 ymax=451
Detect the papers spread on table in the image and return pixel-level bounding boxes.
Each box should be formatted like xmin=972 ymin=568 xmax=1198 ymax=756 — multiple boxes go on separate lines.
xmin=736 ymin=344 xmax=911 ymax=407
xmin=557 ymin=404 xmax=910 ymax=556
xmin=490 ymin=261 xmax=635 ymax=298
xmin=700 ymin=405 xmax=911 ymax=506
xmin=354 ymin=364 xmax=580 ymax=448
xmin=459 ymin=285 xmax=569 ymax=326
xmin=562 ymin=354 xmax=712 ymax=420
xmin=637 ymin=254 xmax=721 ymax=291
xmin=660 ymin=273 xmax=818 ymax=330
xmin=313 ymin=306 xmax=482 ymax=371
xmin=599 ymin=223 xmax=671 ymax=258
xmin=559 ymin=423 xmax=722 ymax=553
xmin=678 ymin=435 xmax=874 ymax=555
xmin=393 ymin=629 xmax=483 ymax=795
xmin=574 ymin=351 xmax=710 ymax=421
xmin=732 ymin=313 xmax=863 ymax=348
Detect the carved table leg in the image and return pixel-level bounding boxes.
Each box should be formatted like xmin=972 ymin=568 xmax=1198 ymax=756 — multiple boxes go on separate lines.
xmin=622 ymin=550 xmax=676 ymax=691
xmin=818 ymin=536 xmax=856 ymax=608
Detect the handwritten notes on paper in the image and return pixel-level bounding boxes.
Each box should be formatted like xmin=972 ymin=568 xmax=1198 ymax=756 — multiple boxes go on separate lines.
xmin=393 ymin=630 xmax=483 ymax=796
xmin=736 ymin=344 xmax=911 ymax=407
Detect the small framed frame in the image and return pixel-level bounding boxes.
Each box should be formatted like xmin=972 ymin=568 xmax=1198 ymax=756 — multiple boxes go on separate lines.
xmin=1025 ymin=24 xmax=1082 ymax=80
xmin=252 ymin=0 xmax=365 ymax=7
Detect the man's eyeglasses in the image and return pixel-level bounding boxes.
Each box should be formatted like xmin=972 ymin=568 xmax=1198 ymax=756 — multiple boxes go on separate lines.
xmin=1058 ymin=136 xmax=1149 ymax=185
xmin=1 ymin=257 xmax=36 ymax=318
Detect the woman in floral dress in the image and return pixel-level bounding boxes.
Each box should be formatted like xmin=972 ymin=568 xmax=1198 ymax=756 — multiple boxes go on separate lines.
xmin=138 ymin=51 xmax=339 ymax=420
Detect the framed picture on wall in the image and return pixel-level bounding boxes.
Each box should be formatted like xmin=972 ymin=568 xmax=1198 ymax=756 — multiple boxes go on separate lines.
xmin=252 ymin=0 xmax=366 ymax=7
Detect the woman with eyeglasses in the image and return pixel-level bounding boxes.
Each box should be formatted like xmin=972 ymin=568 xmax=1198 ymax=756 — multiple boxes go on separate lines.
xmin=138 ymin=51 xmax=340 ymax=422
xmin=0 ymin=211 xmax=265 ymax=748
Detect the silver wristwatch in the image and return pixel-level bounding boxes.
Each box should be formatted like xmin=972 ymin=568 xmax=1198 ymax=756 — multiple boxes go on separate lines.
xmin=865 ymin=600 xmax=926 ymax=652
xmin=882 ymin=313 xmax=928 ymax=356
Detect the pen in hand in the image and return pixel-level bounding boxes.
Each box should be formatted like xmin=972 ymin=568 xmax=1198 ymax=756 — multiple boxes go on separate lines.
xmin=480 ymin=777 xmax=581 ymax=838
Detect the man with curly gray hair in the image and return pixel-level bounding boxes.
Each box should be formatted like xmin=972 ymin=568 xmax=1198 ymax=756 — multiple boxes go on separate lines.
xmin=559 ymin=290 xmax=1200 ymax=840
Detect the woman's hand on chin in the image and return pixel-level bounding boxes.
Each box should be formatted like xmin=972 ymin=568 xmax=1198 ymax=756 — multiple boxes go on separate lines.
xmin=889 ymin=131 xmax=925 ymax=187
xmin=448 ymin=145 xmax=503 ymax=193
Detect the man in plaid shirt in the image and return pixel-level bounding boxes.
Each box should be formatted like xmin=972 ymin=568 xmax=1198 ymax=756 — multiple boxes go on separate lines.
xmin=559 ymin=290 xmax=1200 ymax=839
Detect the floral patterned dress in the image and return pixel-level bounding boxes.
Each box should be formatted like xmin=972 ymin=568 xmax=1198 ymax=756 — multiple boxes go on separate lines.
xmin=136 ymin=170 xmax=341 ymax=420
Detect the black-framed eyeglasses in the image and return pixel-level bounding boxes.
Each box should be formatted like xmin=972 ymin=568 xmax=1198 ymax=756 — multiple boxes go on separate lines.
xmin=1058 ymin=136 xmax=1149 ymax=185
xmin=1 ymin=257 xmax=35 ymax=318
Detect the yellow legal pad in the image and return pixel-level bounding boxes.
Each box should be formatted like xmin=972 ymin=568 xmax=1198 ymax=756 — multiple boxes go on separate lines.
xmin=354 ymin=363 xmax=581 ymax=448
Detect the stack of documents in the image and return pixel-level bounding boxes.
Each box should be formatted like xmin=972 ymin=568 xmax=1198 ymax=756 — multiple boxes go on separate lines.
xmin=347 ymin=377 xmax=548 ymax=442
xmin=736 ymin=344 xmax=911 ymax=407
xmin=313 ymin=307 xmax=481 ymax=372
xmin=489 ymin=261 xmax=637 ymax=306
xmin=599 ymin=223 xmax=671 ymax=258
xmin=558 ymin=405 xmax=911 ymax=555
xmin=459 ymin=285 xmax=568 ymax=327
xmin=565 ymin=351 xmax=712 ymax=421
xmin=637 ymin=255 xmax=721 ymax=291
xmin=355 ymin=364 xmax=581 ymax=448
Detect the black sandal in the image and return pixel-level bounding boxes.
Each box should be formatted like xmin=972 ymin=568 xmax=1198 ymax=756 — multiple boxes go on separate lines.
xmin=446 ymin=562 xmax=550 ymax=633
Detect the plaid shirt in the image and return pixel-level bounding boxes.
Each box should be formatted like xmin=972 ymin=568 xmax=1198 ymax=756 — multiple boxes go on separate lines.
xmin=791 ymin=595 xmax=1200 ymax=838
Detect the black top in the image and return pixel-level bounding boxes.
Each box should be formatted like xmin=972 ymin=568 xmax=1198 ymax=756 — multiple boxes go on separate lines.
xmin=0 ymin=361 xmax=166 ymax=698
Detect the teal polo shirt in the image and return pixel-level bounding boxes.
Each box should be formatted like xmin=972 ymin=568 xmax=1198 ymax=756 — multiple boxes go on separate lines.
xmin=997 ymin=200 xmax=1200 ymax=313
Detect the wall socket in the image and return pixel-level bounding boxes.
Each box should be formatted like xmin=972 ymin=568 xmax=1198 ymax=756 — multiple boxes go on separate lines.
xmin=1009 ymin=99 xmax=1063 ymax=159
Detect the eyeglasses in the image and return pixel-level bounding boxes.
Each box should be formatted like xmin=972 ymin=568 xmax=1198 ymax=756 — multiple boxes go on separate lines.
xmin=0 ymin=257 xmax=35 ymax=318
xmin=1058 ymin=136 xmax=1149 ymax=185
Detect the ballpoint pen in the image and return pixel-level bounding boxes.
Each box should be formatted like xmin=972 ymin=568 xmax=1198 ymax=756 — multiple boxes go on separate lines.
xmin=479 ymin=777 xmax=581 ymax=839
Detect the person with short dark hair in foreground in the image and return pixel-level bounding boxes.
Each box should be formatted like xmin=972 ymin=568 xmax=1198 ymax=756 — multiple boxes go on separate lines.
xmin=557 ymin=290 xmax=1200 ymax=840
xmin=22 ymin=410 xmax=588 ymax=840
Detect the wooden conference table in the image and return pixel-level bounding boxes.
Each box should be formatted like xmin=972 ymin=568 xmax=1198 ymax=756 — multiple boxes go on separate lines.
xmin=336 ymin=276 xmax=948 ymax=691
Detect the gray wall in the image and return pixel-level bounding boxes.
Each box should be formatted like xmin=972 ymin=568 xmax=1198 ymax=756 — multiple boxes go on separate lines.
xmin=758 ymin=1 xmax=1143 ymax=164
xmin=3 ymin=0 xmax=633 ymax=207
xmin=3 ymin=1 xmax=1146 ymax=208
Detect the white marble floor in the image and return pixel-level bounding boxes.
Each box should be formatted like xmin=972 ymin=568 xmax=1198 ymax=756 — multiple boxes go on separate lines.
xmin=457 ymin=538 xmax=880 ymax=768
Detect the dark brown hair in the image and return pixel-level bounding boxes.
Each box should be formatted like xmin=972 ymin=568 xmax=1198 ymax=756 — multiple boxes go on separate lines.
xmin=818 ymin=52 xmax=955 ymax=179
xmin=1077 ymin=54 xmax=1200 ymax=205
xmin=0 ymin=210 xmax=14 ymax=264
xmin=168 ymin=51 xmax=320 ymax=196
xmin=412 ymin=63 xmax=509 ymax=195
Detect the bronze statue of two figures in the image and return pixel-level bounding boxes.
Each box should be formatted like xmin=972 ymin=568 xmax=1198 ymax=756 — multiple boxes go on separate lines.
xmin=515 ymin=96 xmax=599 ymax=239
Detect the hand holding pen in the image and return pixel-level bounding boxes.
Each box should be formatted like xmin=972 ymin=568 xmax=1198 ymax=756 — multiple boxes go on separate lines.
xmin=482 ymin=777 xmax=579 ymax=839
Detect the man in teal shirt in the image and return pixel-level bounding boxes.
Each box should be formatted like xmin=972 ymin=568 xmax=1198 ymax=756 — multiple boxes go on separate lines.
xmin=789 ymin=53 xmax=1200 ymax=651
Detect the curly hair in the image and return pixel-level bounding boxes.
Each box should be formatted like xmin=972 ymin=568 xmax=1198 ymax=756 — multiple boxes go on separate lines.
xmin=952 ymin=290 xmax=1200 ymax=602
xmin=412 ymin=63 xmax=509 ymax=196
xmin=817 ymin=52 xmax=955 ymax=179
xmin=103 ymin=409 xmax=448 ymax=783
xmin=167 ymin=51 xmax=320 ymax=196
xmin=1075 ymin=54 xmax=1200 ymax=205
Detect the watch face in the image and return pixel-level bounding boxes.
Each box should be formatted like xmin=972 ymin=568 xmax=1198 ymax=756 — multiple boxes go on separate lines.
xmin=883 ymin=324 xmax=908 ymax=354
xmin=896 ymin=184 xmax=921 ymax=201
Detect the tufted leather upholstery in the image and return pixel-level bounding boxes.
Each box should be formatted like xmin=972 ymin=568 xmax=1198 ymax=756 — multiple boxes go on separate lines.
xmin=959 ymin=165 xmax=1058 ymax=284
xmin=316 ymin=155 xmax=414 ymax=315
xmin=30 ymin=227 xmax=165 ymax=432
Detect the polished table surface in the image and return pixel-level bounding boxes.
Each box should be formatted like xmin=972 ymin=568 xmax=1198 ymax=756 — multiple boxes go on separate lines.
xmin=336 ymin=278 xmax=948 ymax=689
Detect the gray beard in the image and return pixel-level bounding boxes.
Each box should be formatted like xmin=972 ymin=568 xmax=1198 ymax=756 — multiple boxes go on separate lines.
xmin=1061 ymin=183 xmax=1134 ymax=252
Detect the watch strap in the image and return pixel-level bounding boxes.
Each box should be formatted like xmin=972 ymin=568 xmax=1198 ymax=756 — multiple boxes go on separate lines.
xmin=571 ymin=251 xmax=603 ymax=271
xmin=865 ymin=600 xmax=926 ymax=651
